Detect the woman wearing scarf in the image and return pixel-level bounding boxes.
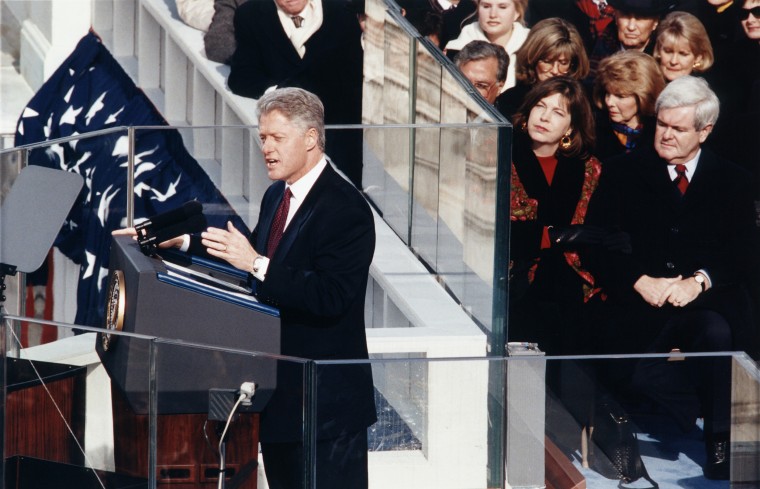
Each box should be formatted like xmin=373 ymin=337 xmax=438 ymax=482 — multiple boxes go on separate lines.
xmin=592 ymin=50 xmax=665 ymax=160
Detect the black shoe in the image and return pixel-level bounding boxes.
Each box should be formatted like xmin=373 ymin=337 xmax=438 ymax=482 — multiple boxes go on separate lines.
xmin=703 ymin=433 xmax=730 ymax=480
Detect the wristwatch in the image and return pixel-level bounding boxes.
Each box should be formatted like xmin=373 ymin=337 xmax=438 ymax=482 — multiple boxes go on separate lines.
xmin=692 ymin=273 xmax=706 ymax=292
xmin=252 ymin=255 xmax=264 ymax=274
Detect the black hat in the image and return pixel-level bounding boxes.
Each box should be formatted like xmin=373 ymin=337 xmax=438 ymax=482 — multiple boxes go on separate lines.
xmin=607 ymin=0 xmax=678 ymax=16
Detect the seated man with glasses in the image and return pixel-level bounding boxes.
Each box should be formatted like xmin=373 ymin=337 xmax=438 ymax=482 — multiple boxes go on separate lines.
xmin=454 ymin=40 xmax=509 ymax=105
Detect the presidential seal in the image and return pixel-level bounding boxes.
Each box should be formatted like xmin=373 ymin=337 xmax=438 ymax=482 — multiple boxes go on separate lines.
xmin=102 ymin=269 xmax=125 ymax=351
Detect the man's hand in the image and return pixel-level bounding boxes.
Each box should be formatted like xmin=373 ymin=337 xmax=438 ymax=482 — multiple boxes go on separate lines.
xmin=202 ymin=221 xmax=258 ymax=272
xmin=111 ymin=227 xmax=184 ymax=249
xmin=661 ymin=276 xmax=703 ymax=308
xmin=633 ymin=275 xmax=682 ymax=307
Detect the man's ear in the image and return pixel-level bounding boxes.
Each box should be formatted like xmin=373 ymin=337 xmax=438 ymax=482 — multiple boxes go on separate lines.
xmin=305 ymin=128 xmax=319 ymax=150
xmin=698 ymin=124 xmax=713 ymax=143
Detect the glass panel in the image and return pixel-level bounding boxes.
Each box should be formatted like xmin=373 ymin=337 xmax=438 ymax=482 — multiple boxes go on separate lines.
xmin=3 ymin=313 xmax=759 ymax=488
xmin=542 ymin=353 xmax=753 ymax=488
xmin=153 ymin=340 xmax=307 ymax=489
xmin=313 ymin=356 xmax=501 ymax=489
xmin=0 ymin=129 xmax=130 ymax=332
xmin=2 ymin=315 xmax=155 ymax=488
xmin=362 ymin=7 xmax=416 ymax=243
xmin=305 ymin=352 xmax=760 ymax=489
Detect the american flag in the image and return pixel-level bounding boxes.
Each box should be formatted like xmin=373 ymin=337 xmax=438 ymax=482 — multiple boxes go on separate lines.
xmin=14 ymin=31 xmax=244 ymax=327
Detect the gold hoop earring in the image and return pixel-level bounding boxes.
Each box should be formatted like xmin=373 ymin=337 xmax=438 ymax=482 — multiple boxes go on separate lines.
xmin=560 ymin=134 xmax=572 ymax=150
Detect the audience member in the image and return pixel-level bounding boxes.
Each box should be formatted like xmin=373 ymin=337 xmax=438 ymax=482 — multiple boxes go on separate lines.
xmin=204 ymin=0 xmax=247 ymax=64
xmin=440 ymin=0 xmax=478 ymax=48
xmin=445 ymin=0 xmax=530 ymax=89
xmin=705 ymin=0 xmax=760 ymax=191
xmin=228 ymin=0 xmax=365 ymax=187
xmin=526 ymin=0 xmax=616 ymax=52
xmin=454 ymin=40 xmax=509 ymax=103
xmin=418 ymin=9 xmax=445 ymax=47
xmin=587 ymin=0 xmax=677 ymax=80
xmin=592 ymin=50 xmax=665 ymax=159
xmin=586 ymin=76 xmax=759 ymax=480
xmin=496 ymin=17 xmax=589 ymax=119
xmin=507 ymin=76 xmax=603 ymax=356
xmin=176 ymin=0 xmax=215 ymax=31
xmin=653 ymin=11 xmax=714 ymax=81
xmin=692 ymin=0 xmax=744 ymax=59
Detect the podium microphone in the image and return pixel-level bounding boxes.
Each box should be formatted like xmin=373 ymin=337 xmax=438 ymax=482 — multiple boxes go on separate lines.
xmin=136 ymin=201 xmax=206 ymax=255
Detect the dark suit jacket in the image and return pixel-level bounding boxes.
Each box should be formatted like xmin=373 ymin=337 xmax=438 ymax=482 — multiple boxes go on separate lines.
xmin=228 ymin=0 xmax=363 ymax=126
xmin=228 ymin=1 xmax=365 ymax=186
xmin=253 ymin=164 xmax=376 ymax=442
xmin=585 ymin=146 xmax=759 ymax=352
xmin=191 ymin=164 xmax=377 ymax=441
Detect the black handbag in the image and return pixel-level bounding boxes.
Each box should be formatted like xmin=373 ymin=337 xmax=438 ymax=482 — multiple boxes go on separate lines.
xmin=589 ymin=401 xmax=659 ymax=489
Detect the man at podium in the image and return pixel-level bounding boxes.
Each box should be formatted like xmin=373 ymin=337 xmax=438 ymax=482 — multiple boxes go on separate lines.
xmin=116 ymin=87 xmax=377 ymax=489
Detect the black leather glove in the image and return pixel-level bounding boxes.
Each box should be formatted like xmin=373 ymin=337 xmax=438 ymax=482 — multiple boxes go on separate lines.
xmin=602 ymin=230 xmax=633 ymax=254
xmin=548 ymin=225 xmax=606 ymax=246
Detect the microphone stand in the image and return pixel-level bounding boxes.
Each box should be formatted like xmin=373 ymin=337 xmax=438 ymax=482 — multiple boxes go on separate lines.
xmin=216 ymin=422 xmax=230 ymax=489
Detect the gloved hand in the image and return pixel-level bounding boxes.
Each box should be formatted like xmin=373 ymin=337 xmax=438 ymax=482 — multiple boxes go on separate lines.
xmin=548 ymin=225 xmax=607 ymax=246
xmin=602 ymin=230 xmax=632 ymax=254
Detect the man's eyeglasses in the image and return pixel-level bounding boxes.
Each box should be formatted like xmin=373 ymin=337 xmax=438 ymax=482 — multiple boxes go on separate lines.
xmin=740 ymin=6 xmax=760 ymax=20
xmin=473 ymin=81 xmax=497 ymax=93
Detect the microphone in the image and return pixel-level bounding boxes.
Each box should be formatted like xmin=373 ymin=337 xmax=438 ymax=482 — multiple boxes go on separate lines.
xmin=136 ymin=201 xmax=206 ymax=254
xmin=135 ymin=200 xmax=203 ymax=234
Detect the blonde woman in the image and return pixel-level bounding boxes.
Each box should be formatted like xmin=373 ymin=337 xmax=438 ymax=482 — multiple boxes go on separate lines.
xmin=445 ymin=0 xmax=530 ymax=89
xmin=653 ymin=11 xmax=714 ymax=81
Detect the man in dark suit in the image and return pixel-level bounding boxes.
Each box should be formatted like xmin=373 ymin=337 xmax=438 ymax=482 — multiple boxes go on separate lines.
xmin=193 ymin=87 xmax=376 ymax=489
xmin=586 ymin=75 xmax=759 ymax=480
xmin=228 ymin=0 xmax=364 ymax=187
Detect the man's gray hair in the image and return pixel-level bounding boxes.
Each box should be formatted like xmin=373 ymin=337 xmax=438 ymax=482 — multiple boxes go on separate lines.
xmin=655 ymin=75 xmax=720 ymax=130
xmin=455 ymin=40 xmax=510 ymax=84
xmin=257 ymin=87 xmax=326 ymax=150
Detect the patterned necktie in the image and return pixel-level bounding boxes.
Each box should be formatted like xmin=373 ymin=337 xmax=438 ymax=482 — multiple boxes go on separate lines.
xmin=673 ymin=164 xmax=689 ymax=195
xmin=267 ymin=188 xmax=292 ymax=256
xmin=291 ymin=15 xmax=304 ymax=28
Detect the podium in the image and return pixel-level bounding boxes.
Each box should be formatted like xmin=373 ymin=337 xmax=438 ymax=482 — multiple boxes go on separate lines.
xmin=97 ymin=236 xmax=282 ymax=488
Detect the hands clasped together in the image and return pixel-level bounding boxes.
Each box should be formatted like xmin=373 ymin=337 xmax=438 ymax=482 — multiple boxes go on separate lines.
xmin=634 ymin=274 xmax=702 ymax=308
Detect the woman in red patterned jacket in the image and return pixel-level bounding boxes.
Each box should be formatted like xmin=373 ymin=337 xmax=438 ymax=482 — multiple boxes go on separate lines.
xmin=508 ymin=76 xmax=608 ymax=355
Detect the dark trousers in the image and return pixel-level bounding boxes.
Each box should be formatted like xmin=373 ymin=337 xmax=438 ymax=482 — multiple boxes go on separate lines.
xmin=261 ymin=430 xmax=369 ymax=489
xmin=631 ymin=309 xmax=733 ymax=434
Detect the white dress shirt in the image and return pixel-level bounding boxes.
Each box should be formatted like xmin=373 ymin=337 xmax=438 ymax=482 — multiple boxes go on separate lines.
xmin=251 ymin=157 xmax=328 ymax=280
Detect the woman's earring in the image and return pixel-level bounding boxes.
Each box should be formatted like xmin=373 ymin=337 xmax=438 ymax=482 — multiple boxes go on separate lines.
xmin=520 ymin=121 xmax=528 ymax=132
xmin=560 ymin=131 xmax=572 ymax=150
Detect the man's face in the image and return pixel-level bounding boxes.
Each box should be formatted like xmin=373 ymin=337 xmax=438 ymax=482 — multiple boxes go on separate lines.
xmin=654 ymin=105 xmax=712 ymax=164
xmin=276 ymin=0 xmax=309 ymax=15
xmin=615 ymin=11 xmax=659 ymax=50
xmin=259 ymin=110 xmax=317 ymax=184
xmin=460 ymin=57 xmax=503 ymax=104
xmin=741 ymin=0 xmax=760 ymax=42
